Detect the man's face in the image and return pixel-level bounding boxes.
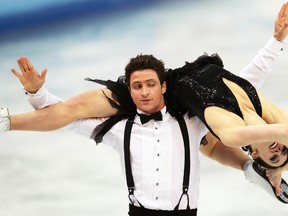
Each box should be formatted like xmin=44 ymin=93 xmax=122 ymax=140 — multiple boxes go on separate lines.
xmin=129 ymin=69 xmax=166 ymax=114
xmin=251 ymin=141 xmax=288 ymax=168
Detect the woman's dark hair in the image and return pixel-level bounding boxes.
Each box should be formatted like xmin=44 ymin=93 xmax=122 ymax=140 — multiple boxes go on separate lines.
xmin=242 ymin=145 xmax=288 ymax=169
xmin=125 ymin=54 xmax=165 ymax=86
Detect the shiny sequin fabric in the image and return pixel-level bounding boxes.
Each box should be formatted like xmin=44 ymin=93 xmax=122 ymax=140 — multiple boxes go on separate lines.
xmin=165 ymin=54 xmax=262 ymax=138
xmin=88 ymin=53 xmax=262 ymax=142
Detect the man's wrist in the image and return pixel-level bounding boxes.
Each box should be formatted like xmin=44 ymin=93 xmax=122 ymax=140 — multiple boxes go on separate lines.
xmin=268 ymin=37 xmax=287 ymax=55
xmin=23 ymin=87 xmax=45 ymax=96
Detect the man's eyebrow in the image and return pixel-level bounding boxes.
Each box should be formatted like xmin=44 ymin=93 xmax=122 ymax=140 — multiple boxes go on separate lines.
xmin=131 ymin=81 xmax=142 ymax=85
xmin=145 ymin=79 xmax=157 ymax=82
xmin=132 ymin=79 xmax=156 ymax=84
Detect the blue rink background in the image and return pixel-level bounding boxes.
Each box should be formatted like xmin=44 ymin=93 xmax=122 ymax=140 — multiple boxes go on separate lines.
xmin=0 ymin=0 xmax=287 ymax=215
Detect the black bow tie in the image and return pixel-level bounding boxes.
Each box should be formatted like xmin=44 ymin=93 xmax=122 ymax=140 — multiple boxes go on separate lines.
xmin=137 ymin=111 xmax=163 ymax=124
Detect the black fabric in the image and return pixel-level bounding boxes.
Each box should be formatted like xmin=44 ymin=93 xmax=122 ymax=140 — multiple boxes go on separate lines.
xmin=174 ymin=116 xmax=190 ymax=210
xmin=86 ymin=76 xmax=136 ymax=143
xmin=85 ymin=76 xmax=136 ymax=115
xmin=164 ymin=53 xmax=224 ymax=117
xmin=128 ymin=204 xmax=197 ymax=216
xmin=87 ymin=53 xmax=262 ymax=143
xmin=165 ymin=53 xmax=262 ymax=139
xmin=123 ymin=117 xmax=137 ymax=205
xmin=137 ymin=111 xmax=163 ymax=124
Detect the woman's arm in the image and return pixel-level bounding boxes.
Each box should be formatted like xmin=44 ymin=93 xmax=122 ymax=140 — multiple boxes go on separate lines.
xmin=217 ymin=123 xmax=288 ymax=148
xmin=205 ymin=105 xmax=288 ymax=148
xmin=199 ymin=132 xmax=249 ymax=170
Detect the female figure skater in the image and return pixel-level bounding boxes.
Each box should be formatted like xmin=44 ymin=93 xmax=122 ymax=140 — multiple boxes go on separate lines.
xmin=2 ymin=2 xmax=288 ymax=203
xmin=85 ymin=53 xmax=288 ymax=170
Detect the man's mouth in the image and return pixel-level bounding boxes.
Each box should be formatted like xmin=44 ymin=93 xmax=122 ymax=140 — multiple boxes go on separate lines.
xmin=140 ymin=99 xmax=151 ymax=103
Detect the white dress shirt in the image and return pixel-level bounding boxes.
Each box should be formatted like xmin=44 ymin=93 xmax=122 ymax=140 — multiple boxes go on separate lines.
xmin=237 ymin=37 xmax=286 ymax=87
xmin=23 ymin=37 xmax=287 ymax=210
xmin=101 ymin=108 xmax=207 ymax=209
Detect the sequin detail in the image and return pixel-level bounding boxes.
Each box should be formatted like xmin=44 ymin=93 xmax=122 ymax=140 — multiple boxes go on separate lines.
xmin=166 ymin=61 xmax=262 ymax=139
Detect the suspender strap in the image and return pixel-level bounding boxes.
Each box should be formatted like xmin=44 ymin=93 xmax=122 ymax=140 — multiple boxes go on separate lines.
xmin=124 ymin=115 xmax=191 ymax=210
xmin=177 ymin=116 xmax=190 ymax=190
xmin=124 ymin=118 xmax=135 ymax=191
xmin=174 ymin=115 xmax=191 ymax=210
xmin=124 ymin=117 xmax=144 ymax=207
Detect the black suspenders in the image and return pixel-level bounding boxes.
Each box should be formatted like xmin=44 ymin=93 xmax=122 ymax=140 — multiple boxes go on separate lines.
xmin=174 ymin=116 xmax=191 ymax=210
xmin=123 ymin=115 xmax=191 ymax=210
xmin=123 ymin=117 xmax=144 ymax=207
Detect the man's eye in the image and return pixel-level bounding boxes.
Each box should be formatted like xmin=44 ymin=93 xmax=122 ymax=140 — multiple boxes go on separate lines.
xmin=133 ymin=85 xmax=142 ymax=90
xmin=148 ymin=82 xmax=156 ymax=87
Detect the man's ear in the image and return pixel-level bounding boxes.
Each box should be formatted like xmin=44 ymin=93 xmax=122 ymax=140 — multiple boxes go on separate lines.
xmin=162 ymin=81 xmax=167 ymax=94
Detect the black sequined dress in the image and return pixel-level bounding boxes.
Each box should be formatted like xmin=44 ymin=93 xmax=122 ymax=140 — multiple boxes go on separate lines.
xmin=87 ymin=54 xmax=262 ymax=142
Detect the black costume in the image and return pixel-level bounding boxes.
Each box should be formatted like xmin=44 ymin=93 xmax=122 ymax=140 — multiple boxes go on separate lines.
xmin=164 ymin=54 xmax=262 ymax=139
xmin=87 ymin=53 xmax=262 ymax=142
xmin=87 ymin=54 xmax=288 ymax=206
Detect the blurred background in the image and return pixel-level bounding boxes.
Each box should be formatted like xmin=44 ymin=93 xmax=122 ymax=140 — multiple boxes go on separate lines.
xmin=0 ymin=0 xmax=288 ymax=215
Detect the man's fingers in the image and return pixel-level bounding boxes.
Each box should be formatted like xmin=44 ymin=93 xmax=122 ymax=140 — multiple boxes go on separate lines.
xmin=276 ymin=3 xmax=288 ymax=27
xmin=19 ymin=57 xmax=29 ymax=72
xmin=278 ymin=3 xmax=285 ymax=19
xmin=11 ymin=68 xmax=21 ymax=79
xmin=24 ymin=57 xmax=34 ymax=71
xmin=284 ymin=3 xmax=288 ymax=17
xmin=17 ymin=59 xmax=26 ymax=73
xmin=40 ymin=69 xmax=48 ymax=79
xmin=281 ymin=3 xmax=288 ymax=24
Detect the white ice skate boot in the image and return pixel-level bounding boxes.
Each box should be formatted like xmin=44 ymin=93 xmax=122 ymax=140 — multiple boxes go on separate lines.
xmin=244 ymin=160 xmax=288 ymax=204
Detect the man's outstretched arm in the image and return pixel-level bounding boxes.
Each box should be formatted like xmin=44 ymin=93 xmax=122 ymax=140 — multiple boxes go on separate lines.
xmin=239 ymin=2 xmax=288 ymax=88
xmin=8 ymin=57 xmax=118 ymax=131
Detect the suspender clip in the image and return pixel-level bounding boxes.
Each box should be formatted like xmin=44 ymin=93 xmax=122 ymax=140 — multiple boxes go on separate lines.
xmin=183 ymin=185 xmax=189 ymax=194
xmin=128 ymin=187 xmax=135 ymax=195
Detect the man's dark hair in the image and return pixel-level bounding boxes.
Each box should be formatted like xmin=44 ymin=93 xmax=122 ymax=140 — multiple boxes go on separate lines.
xmin=125 ymin=54 xmax=165 ymax=86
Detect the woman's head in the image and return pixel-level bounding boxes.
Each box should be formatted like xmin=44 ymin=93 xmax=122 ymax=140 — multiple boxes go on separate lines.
xmin=243 ymin=141 xmax=288 ymax=168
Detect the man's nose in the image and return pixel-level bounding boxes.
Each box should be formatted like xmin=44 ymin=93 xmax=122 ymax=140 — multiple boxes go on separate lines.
xmin=141 ymin=86 xmax=150 ymax=96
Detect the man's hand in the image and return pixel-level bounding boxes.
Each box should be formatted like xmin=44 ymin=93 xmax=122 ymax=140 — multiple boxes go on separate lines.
xmin=11 ymin=57 xmax=47 ymax=94
xmin=274 ymin=2 xmax=288 ymax=42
